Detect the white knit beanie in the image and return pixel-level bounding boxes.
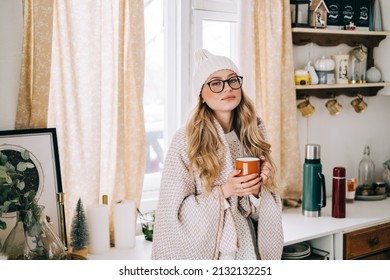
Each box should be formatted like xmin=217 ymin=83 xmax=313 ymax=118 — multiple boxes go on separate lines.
xmin=192 ymin=49 xmax=240 ymax=97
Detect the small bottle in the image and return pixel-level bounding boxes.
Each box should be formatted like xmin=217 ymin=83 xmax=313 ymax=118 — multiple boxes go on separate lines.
xmin=346 ymin=178 xmax=356 ymax=203
xmin=358 ymin=146 xmax=375 ymax=188
xmin=332 ymin=167 xmax=346 ymax=218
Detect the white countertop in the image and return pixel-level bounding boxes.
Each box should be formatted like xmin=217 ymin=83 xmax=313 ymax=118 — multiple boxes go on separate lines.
xmin=88 ymin=196 xmax=390 ymax=260
xmin=283 ymin=196 xmax=390 ymax=246
xmin=88 ymin=235 xmax=153 ymax=260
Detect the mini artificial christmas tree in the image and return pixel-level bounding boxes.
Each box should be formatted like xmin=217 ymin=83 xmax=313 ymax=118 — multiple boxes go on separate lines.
xmin=70 ymin=198 xmax=89 ymax=257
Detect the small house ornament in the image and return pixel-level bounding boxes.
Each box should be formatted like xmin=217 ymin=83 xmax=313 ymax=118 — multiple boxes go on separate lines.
xmin=309 ymin=0 xmax=329 ymax=28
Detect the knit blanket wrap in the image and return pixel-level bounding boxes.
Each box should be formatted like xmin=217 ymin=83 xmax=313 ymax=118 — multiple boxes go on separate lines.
xmin=151 ymin=118 xmax=284 ymax=259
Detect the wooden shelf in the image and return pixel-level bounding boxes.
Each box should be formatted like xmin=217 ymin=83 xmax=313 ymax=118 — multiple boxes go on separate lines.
xmin=296 ymin=82 xmax=390 ymax=99
xmin=292 ymin=28 xmax=390 ymax=69
xmin=292 ymin=28 xmax=390 ymax=99
xmin=292 ymin=28 xmax=390 ymax=48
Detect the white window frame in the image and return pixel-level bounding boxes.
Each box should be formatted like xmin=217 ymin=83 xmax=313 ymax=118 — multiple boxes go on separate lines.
xmin=192 ymin=0 xmax=237 ymax=13
xmin=190 ymin=1 xmax=238 ymax=104
xmin=141 ymin=0 xmax=189 ymax=213
xmin=141 ymin=0 xmax=238 ymax=212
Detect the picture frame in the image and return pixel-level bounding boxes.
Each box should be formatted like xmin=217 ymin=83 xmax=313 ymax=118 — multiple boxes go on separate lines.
xmin=0 ymin=128 xmax=67 ymax=248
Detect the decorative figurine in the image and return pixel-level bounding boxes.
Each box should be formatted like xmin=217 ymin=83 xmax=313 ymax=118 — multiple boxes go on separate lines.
xmin=309 ymin=0 xmax=329 ymax=28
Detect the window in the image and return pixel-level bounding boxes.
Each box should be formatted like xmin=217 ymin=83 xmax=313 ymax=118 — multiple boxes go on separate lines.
xmin=142 ymin=0 xmax=180 ymax=212
xmin=141 ymin=0 xmax=238 ymax=211
xmin=144 ymin=0 xmax=164 ymax=178
xmin=192 ymin=1 xmax=238 ymax=62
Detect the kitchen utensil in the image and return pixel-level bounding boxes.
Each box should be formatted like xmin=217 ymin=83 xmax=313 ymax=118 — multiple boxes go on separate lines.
xmin=351 ymin=95 xmax=368 ymax=113
xmin=282 ymin=242 xmax=311 ymax=260
xmin=358 ymin=145 xmax=375 ymax=187
xmin=346 ymin=178 xmax=356 ymax=203
xmin=295 ymin=69 xmax=311 ymax=85
xmin=314 ymin=56 xmax=335 ymax=71
xmin=366 ymin=66 xmax=382 ymax=83
xmin=332 ymin=167 xmax=346 ymax=218
xmin=349 ymin=46 xmax=367 ymax=83
xmin=325 ymin=97 xmax=343 ymax=116
xmin=355 ymin=193 xmax=387 ymax=201
xmin=235 ymin=157 xmax=260 ymax=177
xmin=302 ymin=144 xmax=326 ymax=217
xmin=297 ymin=97 xmax=315 ymax=118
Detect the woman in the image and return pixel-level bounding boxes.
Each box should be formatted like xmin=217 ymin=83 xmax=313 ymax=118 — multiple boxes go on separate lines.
xmin=151 ymin=49 xmax=283 ymax=260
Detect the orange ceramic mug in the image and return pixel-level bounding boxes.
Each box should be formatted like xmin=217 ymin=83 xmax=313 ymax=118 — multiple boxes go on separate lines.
xmin=236 ymin=157 xmax=260 ymax=177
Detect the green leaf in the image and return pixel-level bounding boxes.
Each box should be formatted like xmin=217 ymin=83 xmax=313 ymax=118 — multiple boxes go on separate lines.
xmin=16 ymin=162 xmax=27 ymax=172
xmin=0 ymin=169 xmax=7 ymax=179
xmin=25 ymin=162 xmax=35 ymax=169
xmin=0 ymin=219 xmax=6 ymax=230
xmin=17 ymin=181 xmax=25 ymax=191
xmin=21 ymin=150 xmax=30 ymax=160
xmin=5 ymin=174 xmax=12 ymax=184
xmin=0 ymin=153 xmax=7 ymax=165
xmin=1 ymin=199 xmax=18 ymax=213
xmin=5 ymin=162 xmax=15 ymax=171
xmin=4 ymin=200 xmax=15 ymax=208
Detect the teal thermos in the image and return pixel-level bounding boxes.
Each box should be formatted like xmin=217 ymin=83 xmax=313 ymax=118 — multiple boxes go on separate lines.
xmin=302 ymin=144 xmax=326 ymax=217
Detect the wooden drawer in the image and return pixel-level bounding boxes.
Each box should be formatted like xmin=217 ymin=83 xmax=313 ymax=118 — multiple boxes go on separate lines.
xmin=344 ymin=222 xmax=390 ymax=259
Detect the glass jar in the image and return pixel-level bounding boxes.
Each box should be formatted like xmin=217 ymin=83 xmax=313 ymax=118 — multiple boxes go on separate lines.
xmin=358 ymin=146 xmax=375 ymax=188
xmin=382 ymin=160 xmax=390 ymax=196
xmin=0 ymin=212 xmax=29 ymax=259
xmin=349 ymin=46 xmax=367 ymax=84
xmin=1 ymin=205 xmax=66 ymax=260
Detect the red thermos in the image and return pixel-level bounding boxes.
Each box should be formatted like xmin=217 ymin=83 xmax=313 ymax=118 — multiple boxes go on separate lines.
xmin=332 ymin=167 xmax=346 ymax=218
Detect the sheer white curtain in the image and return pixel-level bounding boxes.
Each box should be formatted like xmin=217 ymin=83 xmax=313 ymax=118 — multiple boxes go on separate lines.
xmin=238 ymin=0 xmax=302 ymax=206
xmin=48 ymin=0 xmax=145 ymax=241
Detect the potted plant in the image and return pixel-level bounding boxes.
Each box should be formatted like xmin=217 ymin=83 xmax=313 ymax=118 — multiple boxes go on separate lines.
xmin=0 ymin=149 xmax=66 ymax=259
xmin=0 ymin=150 xmax=37 ymax=230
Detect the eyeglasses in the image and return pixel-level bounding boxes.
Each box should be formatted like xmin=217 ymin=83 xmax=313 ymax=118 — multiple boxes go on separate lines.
xmin=206 ymin=76 xmax=243 ymax=93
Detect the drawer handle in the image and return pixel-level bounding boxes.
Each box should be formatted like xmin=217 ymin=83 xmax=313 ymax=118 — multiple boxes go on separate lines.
xmin=370 ymin=237 xmax=379 ymax=246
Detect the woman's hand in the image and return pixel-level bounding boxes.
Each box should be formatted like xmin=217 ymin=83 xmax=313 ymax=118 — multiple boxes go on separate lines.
xmin=220 ymin=169 xmax=261 ymax=199
xmin=259 ymin=156 xmax=274 ymax=187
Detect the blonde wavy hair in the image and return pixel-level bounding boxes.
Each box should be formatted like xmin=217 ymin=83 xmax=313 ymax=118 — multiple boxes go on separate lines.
xmin=186 ymin=90 xmax=279 ymax=194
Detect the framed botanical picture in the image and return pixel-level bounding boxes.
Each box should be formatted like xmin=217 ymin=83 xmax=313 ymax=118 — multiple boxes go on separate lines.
xmin=0 ymin=128 xmax=67 ymax=248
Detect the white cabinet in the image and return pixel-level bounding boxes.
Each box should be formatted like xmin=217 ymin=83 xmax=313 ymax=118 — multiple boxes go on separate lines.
xmin=282 ymin=197 xmax=390 ymax=260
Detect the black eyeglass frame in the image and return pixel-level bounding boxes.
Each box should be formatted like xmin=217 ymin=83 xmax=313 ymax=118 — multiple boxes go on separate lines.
xmin=206 ymin=75 xmax=244 ymax=93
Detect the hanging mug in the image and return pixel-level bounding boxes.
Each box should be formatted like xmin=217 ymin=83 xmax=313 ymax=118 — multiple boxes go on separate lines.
xmin=297 ymin=97 xmax=315 ymax=117
xmin=351 ymin=95 xmax=368 ymax=113
xmin=325 ymin=97 xmax=343 ymax=116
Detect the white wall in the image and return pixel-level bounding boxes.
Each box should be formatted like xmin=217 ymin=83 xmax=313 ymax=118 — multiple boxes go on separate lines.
xmin=0 ymin=0 xmax=22 ymax=130
xmin=295 ymin=1 xmax=390 ymax=195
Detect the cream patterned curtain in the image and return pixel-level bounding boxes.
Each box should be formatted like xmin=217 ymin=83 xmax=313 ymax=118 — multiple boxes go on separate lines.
xmin=239 ymin=0 xmax=302 ymax=206
xmin=15 ymin=0 xmax=53 ymax=128
xmin=16 ymin=0 xmax=145 ymax=242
